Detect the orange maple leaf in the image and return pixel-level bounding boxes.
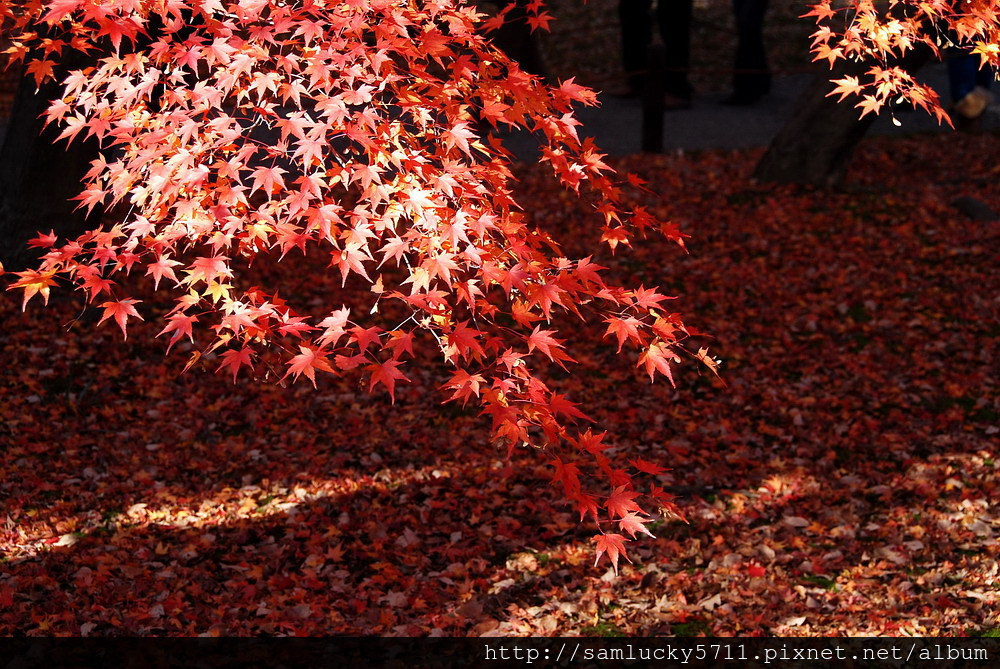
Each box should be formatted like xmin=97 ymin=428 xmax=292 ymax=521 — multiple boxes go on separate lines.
xmin=827 ymin=75 xmax=863 ymax=102
xmin=618 ymin=512 xmax=655 ymax=539
xmin=98 ymin=299 xmax=143 ymax=339
xmin=283 ymin=346 xmax=335 ymax=387
xmin=10 ymin=270 xmax=58 ymax=309
xmin=603 ymin=316 xmax=642 ymax=352
xmin=638 ymin=341 xmax=678 ymax=385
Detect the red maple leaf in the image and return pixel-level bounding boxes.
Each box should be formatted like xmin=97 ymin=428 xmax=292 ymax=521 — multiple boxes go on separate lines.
xmin=367 ymin=359 xmax=409 ymax=402
xmin=605 ymin=486 xmax=642 ymax=519
xmin=594 ymin=533 xmax=631 ymax=575
xmin=629 ymin=458 xmax=669 ymax=476
xmin=216 ymin=347 xmax=255 ymax=382
xmin=158 ymin=313 xmax=199 ymax=352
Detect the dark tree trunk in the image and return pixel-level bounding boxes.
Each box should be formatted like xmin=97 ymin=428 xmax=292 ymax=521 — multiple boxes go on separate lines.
xmin=489 ymin=1 xmax=547 ymax=78
xmin=754 ymin=49 xmax=932 ymax=188
xmin=0 ymin=61 xmax=101 ymax=272
xmin=753 ymin=60 xmax=875 ymax=188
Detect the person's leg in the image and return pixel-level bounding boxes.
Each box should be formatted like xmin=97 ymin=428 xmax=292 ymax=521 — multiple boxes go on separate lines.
xmin=658 ymin=0 xmax=693 ymax=99
xmin=948 ymin=51 xmax=980 ymax=101
xmin=729 ymin=0 xmax=770 ymax=103
xmin=619 ymin=0 xmax=654 ymax=95
xmin=949 ymin=51 xmax=993 ymax=128
xmin=974 ymin=59 xmax=996 ymax=91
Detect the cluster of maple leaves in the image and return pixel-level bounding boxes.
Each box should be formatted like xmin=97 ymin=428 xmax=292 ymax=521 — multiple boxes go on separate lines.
xmin=3 ymin=0 xmax=998 ymax=572
xmin=0 ymin=0 xmax=707 ymax=570
xmin=807 ymin=0 xmax=999 ymax=120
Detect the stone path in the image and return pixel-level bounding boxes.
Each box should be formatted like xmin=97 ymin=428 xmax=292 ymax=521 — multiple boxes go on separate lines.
xmin=502 ymin=62 xmax=1000 ymax=160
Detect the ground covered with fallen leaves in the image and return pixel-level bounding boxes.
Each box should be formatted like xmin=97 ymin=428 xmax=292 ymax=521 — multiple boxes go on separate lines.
xmin=2 ymin=131 xmax=999 ymax=636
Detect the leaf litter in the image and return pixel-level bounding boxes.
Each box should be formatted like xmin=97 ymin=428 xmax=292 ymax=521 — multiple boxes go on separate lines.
xmin=1 ymin=132 xmax=998 ymax=636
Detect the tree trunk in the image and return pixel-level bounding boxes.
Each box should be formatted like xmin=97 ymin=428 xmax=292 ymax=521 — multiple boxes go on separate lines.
xmin=754 ymin=49 xmax=932 ymax=188
xmin=0 ymin=62 xmax=101 ymax=272
xmin=489 ymin=1 xmax=547 ymax=78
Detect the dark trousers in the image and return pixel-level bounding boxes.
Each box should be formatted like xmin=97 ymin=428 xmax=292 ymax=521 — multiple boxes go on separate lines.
xmin=947 ymin=51 xmax=995 ymax=101
xmin=619 ymin=0 xmax=693 ymax=97
xmin=732 ymin=0 xmax=770 ymax=98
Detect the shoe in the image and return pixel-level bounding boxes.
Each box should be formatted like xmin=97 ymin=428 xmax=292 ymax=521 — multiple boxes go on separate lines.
xmin=953 ymin=86 xmax=992 ymax=120
xmin=951 ymin=87 xmax=992 ymax=133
